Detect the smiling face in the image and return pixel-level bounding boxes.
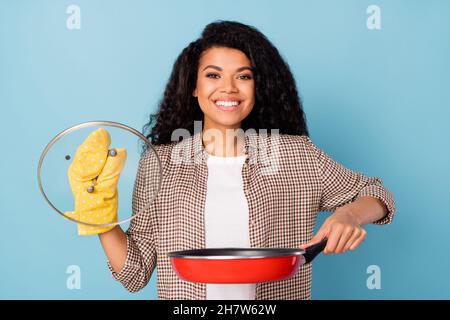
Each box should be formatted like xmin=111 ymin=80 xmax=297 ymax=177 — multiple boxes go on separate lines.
xmin=193 ymin=46 xmax=255 ymax=133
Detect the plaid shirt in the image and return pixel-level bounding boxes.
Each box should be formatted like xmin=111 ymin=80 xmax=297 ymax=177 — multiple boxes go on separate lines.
xmin=107 ymin=132 xmax=395 ymax=299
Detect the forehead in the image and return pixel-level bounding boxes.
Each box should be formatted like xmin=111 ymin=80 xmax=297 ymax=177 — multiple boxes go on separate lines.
xmin=198 ymin=46 xmax=251 ymax=68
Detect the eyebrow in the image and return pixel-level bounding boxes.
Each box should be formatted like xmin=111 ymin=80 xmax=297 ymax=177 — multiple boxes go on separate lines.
xmin=202 ymin=65 xmax=253 ymax=72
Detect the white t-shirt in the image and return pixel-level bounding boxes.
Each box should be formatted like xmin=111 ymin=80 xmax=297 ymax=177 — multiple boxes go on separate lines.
xmin=204 ymin=154 xmax=256 ymax=300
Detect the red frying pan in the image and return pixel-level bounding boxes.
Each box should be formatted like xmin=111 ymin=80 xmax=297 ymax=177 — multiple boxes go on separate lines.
xmin=168 ymin=238 xmax=327 ymax=284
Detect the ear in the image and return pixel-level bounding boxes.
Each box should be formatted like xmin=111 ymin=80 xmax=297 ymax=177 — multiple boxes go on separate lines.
xmin=192 ymin=88 xmax=197 ymax=97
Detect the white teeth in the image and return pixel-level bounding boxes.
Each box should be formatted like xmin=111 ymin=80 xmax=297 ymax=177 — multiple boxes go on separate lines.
xmin=215 ymin=100 xmax=240 ymax=107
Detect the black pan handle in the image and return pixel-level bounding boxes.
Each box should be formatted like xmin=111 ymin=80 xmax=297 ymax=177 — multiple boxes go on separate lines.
xmin=303 ymin=238 xmax=328 ymax=264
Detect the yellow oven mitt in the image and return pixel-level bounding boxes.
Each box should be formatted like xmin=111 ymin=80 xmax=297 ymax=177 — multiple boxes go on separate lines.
xmin=64 ymin=128 xmax=127 ymax=236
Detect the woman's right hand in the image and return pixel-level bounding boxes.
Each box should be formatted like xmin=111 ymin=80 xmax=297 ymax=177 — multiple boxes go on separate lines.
xmin=64 ymin=128 xmax=127 ymax=236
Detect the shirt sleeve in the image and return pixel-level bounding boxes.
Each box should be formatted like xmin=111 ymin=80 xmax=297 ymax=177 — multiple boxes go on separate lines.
xmin=106 ymin=150 xmax=159 ymax=292
xmin=304 ymin=136 xmax=396 ymax=225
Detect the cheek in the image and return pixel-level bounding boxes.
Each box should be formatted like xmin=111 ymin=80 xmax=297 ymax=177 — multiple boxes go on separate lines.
xmin=243 ymin=81 xmax=255 ymax=99
xmin=245 ymin=86 xmax=256 ymax=114
xmin=196 ymin=80 xmax=216 ymax=100
xmin=244 ymin=101 xmax=255 ymax=116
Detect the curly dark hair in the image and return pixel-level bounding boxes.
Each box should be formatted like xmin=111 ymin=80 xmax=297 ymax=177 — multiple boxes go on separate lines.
xmin=143 ymin=20 xmax=309 ymax=145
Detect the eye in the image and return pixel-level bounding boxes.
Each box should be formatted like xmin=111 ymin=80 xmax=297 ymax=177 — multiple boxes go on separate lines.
xmin=238 ymin=74 xmax=253 ymax=80
xmin=206 ymin=73 xmax=220 ymax=79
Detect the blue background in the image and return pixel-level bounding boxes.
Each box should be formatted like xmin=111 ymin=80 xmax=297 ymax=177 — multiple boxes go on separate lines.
xmin=1 ymin=0 xmax=449 ymax=299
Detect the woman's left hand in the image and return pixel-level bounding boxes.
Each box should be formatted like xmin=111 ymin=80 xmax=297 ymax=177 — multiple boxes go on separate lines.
xmin=301 ymin=208 xmax=367 ymax=254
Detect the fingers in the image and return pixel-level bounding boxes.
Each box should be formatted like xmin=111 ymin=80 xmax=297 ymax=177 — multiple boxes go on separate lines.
xmin=301 ymin=227 xmax=329 ymax=250
xmin=96 ymin=148 xmax=127 ymax=186
xmin=342 ymin=228 xmax=360 ymax=251
xmin=324 ymin=225 xmax=340 ymax=254
xmin=334 ymin=226 xmax=355 ymax=253
xmin=349 ymin=229 xmax=367 ymax=251
xmin=302 ymin=209 xmax=370 ymax=255
xmin=326 ymin=225 xmax=366 ymax=254
xmin=69 ymin=128 xmax=111 ymax=181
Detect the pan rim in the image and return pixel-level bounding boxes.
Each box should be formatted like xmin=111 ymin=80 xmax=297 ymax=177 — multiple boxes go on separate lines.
xmin=167 ymin=247 xmax=305 ymax=260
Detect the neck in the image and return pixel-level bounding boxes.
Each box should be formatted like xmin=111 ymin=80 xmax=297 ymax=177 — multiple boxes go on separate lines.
xmin=201 ymin=125 xmax=245 ymax=157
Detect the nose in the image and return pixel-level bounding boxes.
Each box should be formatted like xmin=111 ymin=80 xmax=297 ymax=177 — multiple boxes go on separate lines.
xmin=220 ymin=76 xmax=238 ymax=94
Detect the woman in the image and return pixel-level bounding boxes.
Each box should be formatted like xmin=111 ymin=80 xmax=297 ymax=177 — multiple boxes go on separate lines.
xmin=96 ymin=21 xmax=395 ymax=300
